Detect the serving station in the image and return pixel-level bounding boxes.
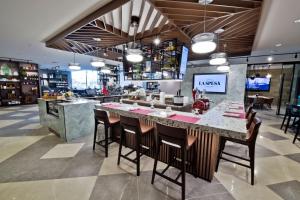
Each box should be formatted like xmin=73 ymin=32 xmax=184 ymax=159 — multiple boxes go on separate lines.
xmin=96 ymin=100 xmax=247 ymax=181
xmin=38 ymin=98 xmax=98 ymax=141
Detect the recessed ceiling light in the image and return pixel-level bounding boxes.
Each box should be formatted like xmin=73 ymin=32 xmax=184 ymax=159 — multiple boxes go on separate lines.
xmin=275 ymin=43 xmax=282 ymax=47
xmin=93 ymin=38 xmax=101 ymax=42
xmin=267 ymin=56 xmax=273 ymax=62
xmin=294 ymin=18 xmax=300 ymax=23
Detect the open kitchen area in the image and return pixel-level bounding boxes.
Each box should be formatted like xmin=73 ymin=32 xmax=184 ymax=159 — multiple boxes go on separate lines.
xmin=1 ymin=0 xmax=300 ymax=200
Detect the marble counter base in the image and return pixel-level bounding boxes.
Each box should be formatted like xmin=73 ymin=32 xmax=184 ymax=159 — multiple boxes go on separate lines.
xmin=38 ymin=99 xmax=97 ymax=142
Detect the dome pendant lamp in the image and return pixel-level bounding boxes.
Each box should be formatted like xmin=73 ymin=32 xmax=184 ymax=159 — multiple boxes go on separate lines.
xmin=69 ymin=52 xmax=81 ymax=70
xmin=126 ymin=16 xmax=143 ymax=63
xmin=192 ymin=0 xmax=217 ymax=54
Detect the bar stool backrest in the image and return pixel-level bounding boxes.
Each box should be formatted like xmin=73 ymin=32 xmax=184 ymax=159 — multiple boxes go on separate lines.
xmin=94 ymin=109 xmax=109 ymax=125
xmin=245 ymin=104 xmax=253 ymax=118
xmin=120 ymin=115 xmax=141 ymax=135
xmin=247 ymin=117 xmax=262 ymax=144
xmin=156 ymin=123 xmax=187 ymax=148
xmin=246 ymin=110 xmax=257 ymax=129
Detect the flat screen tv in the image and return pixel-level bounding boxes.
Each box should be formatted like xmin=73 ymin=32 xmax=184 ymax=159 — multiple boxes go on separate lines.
xmin=193 ymin=73 xmax=227 ymax=94
xmin=246 ymin=77 xmax=271 ymax=91
xmin=179 ymin=46 xmax=189 ymax=79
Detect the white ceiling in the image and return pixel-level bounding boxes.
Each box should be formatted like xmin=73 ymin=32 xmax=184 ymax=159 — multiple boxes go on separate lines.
xmin=0 ymin=0 xmax=121 ymax=70
xmin=252 ymin=0 xmax=300 ymax=55
xmin=0 ymin=0 xmax=300 ymax=69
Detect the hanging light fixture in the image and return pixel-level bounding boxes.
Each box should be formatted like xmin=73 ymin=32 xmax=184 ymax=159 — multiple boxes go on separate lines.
xmin=209 ymin=34 xmax=227 ymax=65
xmin=91 ymin=40 xmax=105 ymax=67
xmin=192 ymin=0 xmax=217 ymax=54
xmin=209 ymin=52 xmax=227 ymax=65
xmin=91 ymin=58 xmax=105 ymax=67
xmin=69 ymin=53 xmax=81 ymax=70
xmin=266 ymin=64 xmax=272 ymax=78
xmin=101 ymin=67 xmax=111 ymax=74
xmin=217 ymin=63 xmax=230 ymax=71
xmin=126 ymin=16 xmax=143 ymax=63
xmin=153 ymin=36 xmax=161 ymax=45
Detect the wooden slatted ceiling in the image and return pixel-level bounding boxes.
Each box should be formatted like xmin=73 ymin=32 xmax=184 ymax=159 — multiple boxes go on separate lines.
xmin=45 ymin=0 xmax=263 ymax=61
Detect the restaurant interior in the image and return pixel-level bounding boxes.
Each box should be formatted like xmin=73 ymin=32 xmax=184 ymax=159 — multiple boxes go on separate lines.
xmin=0 ymin=0 xmax=300 ymax=200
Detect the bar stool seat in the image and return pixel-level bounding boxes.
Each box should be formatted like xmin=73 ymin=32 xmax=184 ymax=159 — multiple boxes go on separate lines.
xmin=118 ymin=115 xmax=154 ymax=176
xmin=152 ymin=123 xmax=198 ymax=200
xmin=140 ymin=123 xmax=154 ymax=134
xmin=187 ymin=135 xmax=197 ymax=149
xmin=215 ymin=117 xmax=262 ymax=185
xmin=93 ymin=109 xmax=120 ymax=157
xmin=108 ymin=116 xmax=120 ymax=125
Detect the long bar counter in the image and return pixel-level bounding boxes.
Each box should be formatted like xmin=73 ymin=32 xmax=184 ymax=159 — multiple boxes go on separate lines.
xmin=96 ymin=101 xmax=247 ymax=181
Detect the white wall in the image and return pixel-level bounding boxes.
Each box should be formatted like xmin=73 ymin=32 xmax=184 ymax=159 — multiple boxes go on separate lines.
xmin=181 ymin=64 xmax=247 ymax=104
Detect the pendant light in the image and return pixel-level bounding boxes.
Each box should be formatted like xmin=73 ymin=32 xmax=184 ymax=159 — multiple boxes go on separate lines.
xmin=192 ymin=0 xmax=217 ymax=54
xmin=217 ymin=63 xmax=230 ymax=71
xmin=209 ymin=33 xmax=227 ymax=65
xmin=266 ymin=64 xmax=272 ymax=78
xmin=126 ymin=16 xmax=143 ymax=63
xmin=91 ymin=40 xmax=105 ymax=67
xmin=69 ymin=52 xmax=81 ymax=70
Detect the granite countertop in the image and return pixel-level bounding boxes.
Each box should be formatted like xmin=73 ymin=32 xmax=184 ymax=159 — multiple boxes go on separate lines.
xmin=38 ymin=98 xmax=98 ymax=106
xmin=96 ymin=101 xmax=247 ymax=139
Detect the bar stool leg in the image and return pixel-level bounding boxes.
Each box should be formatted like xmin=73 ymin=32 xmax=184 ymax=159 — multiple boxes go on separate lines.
xmin=192 ymin=144 xmax=197 ymax=177
xmin=136 ymin=137 xmax=141 ymax=176
xmin=93 ymin=121 xmax=98 ymax=150
xmin=293 ymin=123 xmax=300 ymax=144
xmin=215 ymin=138 xmax=226 ymax=172
xmin=105 ymin=126 xmax=109 ymax=157
xmin=280 ymin=114 xmax=287 ymax=129
xmin=284 ymin=115 xmax=292 ymax=133
xmin=151 ymin=142 xmax=160 ymax=184
xmin=181 ymin=149 xmax=186 ymax=200
xmin=117 ymin=130 xmax=124 ymax=165
xmin=249 ymin=144 xmax=255 ymax=185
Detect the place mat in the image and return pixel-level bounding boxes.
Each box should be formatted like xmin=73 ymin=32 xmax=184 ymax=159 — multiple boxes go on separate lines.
xmin=168 ymin=114 xmax=200 ymax=123
xmin=130 ymin=108 xmax=154 ymax=115
xmin=223 ymin=112 xmax=245 ymax=119
xmin=102 ymin=104 xmax=121 ymax=109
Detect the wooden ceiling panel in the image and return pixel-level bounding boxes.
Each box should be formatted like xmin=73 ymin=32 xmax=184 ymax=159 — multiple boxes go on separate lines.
xmin=45 ymin=0 xmax=264 ymax=61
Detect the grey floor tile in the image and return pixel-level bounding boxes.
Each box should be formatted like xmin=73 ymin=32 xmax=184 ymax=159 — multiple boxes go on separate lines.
xmin=285 ymin=153 xmax=300 ymax=164
xmin=268 ymin=180 xmax=300 ymax=200
xmin=260 ymin=131 xmax=288 ymax=141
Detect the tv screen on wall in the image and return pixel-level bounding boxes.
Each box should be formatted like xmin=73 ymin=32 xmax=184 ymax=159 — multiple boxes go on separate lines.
xmin=246 ymin=77 xmax=271 ymax=91
xmin=179 ymin=46 xmax=189 ymax=79
xmin=193 ymin=73 xmax=227 ymax=93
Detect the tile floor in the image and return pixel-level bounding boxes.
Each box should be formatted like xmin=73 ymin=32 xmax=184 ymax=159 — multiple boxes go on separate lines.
xmin=0 ymin=105 xmax=299 ymax=200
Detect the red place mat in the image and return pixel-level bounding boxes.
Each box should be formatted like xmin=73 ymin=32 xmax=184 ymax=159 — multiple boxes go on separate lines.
xmin=130 ymin=108 xmax=154 ymax=115
xmin=103 ymin=104 xmax=121 ymax=109
xmin=168 ymin=114 xmax=200 ymax=123
xmin=223 ymin=112 xmax=245 ymax=119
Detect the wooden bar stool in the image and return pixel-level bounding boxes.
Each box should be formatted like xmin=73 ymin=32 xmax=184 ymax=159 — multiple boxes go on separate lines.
xmin=151 ymin=123 xmax=197 ymax=200
xmin=215 ymin=117 xmax=262 ymax=185
xmin=117 ymin=115 xmax=154 ymax=176
xmin=245 ymin=104 xmax=253 ymax=118
xmin=93 ymin=109 xmax=120 ymax=157
xmin=246 ymin=110 xmax=257 ymax=129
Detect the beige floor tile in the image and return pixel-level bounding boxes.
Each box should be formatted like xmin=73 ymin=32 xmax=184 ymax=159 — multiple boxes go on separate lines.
xmin=11 ymin=113 xmax=31 ymax=117
xmin=0 ymin=176 xmax=97 ymax=200
xmin=41 ymin=143 xmax=84 ymax=159
xmin=0 ymin=136 xmax=45 ymax=163
xmin=20 ymin=107 xmax=38 ymax=112
xmin=29 ymin=115 xmax=40 ymax=120
xmin=0 ymin=120 xmax=22 ymax=129
xmin=0 ymin=110 xmax=14 ymax=115
xmin=99 ymin=143 xmax=167 ymax=176
xmin=19 ymin=123 xmax=42 ymax=130
xmin=215 ymin=172 xmax=283 ymax=200
xmin=257 ymin=137 xmax=300 ymax=155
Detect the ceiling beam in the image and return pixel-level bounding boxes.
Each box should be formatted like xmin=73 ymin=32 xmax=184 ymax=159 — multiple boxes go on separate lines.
xmin=46 ymin=0 xmax=130 ymax=46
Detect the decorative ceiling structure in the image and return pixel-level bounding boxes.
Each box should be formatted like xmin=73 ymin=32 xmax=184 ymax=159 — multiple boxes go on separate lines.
xmin=46 ymin=0 xmax=264 ymax=61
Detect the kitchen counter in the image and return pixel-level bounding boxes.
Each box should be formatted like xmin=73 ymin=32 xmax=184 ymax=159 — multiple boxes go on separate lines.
xmin=96 ymin=101 xmax=247 ymax=181
xmin=38 ymin=98 xmax=98 ymax=142
xmin=96 ymin=101 xmax=247 ymax=139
